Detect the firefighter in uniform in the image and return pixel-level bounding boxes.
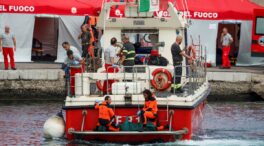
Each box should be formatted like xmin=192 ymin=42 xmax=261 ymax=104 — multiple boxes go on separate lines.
xmin=120 ymin=36 xmax=136 ymax=73
xmin=95 ymin=96 xmax=119 ymax=131
xmin=170 ymin=36 xmax=192 ymax=93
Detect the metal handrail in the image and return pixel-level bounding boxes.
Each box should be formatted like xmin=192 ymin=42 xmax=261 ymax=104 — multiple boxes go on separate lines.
xmin=105 ymin=65 xmax=151 ymax=95
xmin=67 ymin=65 xmax=85 ymax=97
xmin=66 ymin=56 xmax=207 ymax=97
xmin=171 ymin=56 xmax=207 ymax=95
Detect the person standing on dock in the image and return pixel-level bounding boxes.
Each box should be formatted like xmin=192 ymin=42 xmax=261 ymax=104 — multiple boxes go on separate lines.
xmin=0 ymin=25 xmax=16 ymax=70
xmin=220 ymin=27 xmax=233 ymax=69
xmin=120 ymin=36 xmax=136 ymax=73
xmin=170 ymin=35 xmax=192 ymax=93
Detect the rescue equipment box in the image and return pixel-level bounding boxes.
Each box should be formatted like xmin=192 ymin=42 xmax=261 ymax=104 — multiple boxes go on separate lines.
xmin=112 ymin=82 xmax=142 ymax=95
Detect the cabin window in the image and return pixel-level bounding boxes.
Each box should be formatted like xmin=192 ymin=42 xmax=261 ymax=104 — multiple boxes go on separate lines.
xmin=256 ymin=17 xmax=264 ymax=35
xmin=121 ymin=29 xmax=159 ymax=54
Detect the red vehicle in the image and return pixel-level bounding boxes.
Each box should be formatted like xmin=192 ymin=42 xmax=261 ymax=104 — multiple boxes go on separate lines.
xmin=251 ymin=9 xmax=264 ymax=56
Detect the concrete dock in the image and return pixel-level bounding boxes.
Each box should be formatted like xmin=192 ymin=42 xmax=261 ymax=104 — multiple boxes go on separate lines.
xmin=0 ymin=63 xmax=263 ymax=100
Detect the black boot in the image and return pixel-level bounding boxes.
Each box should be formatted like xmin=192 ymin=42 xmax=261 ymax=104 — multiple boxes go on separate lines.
xmin=176 ymin=88 xmax=184 ymax=93
xmin=171 ymin=88 xmax=184 ymax=93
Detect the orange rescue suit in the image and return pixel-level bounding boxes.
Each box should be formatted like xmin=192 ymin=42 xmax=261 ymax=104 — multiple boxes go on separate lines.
xmin=142 ymin=96 xmax=158 ymax=125
xmin=88 ymin=28 xmax=95 ymax=59
xmin=85 ymin=16 xmax=97 ymax=59
xmin=88 ymin=16 xmax=98 ymax=27
xmin=95 ymin=101 xmax=115 ymax=121
xmin=142 ymin=96 xmax=168 ymax=131
xmin=95 ymin=101 xmax=119 ymax=131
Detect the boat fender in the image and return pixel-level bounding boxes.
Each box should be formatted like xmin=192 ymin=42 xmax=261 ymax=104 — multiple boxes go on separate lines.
xmin=150 ymin=68 xmax=172 ymax=91
xmin=43 ymin=111 xmax=65 ymax=139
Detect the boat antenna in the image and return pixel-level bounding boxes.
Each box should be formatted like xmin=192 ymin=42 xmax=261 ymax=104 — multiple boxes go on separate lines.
xmin=174 ymin=0 xmax=180 ymax=12
xmin=181 ymin=0 xmax=186 ymax=21
xmin=101 ymin=0 xmax=107 ymax=65
xmin=184 ymin=0 xmax=191 ymax=25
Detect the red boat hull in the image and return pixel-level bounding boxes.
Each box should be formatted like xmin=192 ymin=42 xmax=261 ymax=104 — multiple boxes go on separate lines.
xmin=64 ymin=100 xmax=206 ymax=143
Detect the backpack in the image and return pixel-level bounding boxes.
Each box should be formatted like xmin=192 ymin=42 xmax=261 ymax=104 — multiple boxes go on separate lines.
xmin=148 ymin=56 xmax=168 ymax=66
xmin=145 ymin=121 xmax=157 ymax=131
xmin=120 ymin=117 xmax=143 ymax=131
xmin=148 ymin=56 xmax=159 ymax=65
xmin=159 ymin=56 xmax=169 ymax=66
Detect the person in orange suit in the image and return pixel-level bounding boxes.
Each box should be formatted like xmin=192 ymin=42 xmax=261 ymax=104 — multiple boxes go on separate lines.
xmin=138 ymin=89 xmax=169 ymax=131
xmin=87 ymin=23 xmax=95 ymax=71
xmin=88 ymin=25 xmax=95 ymax=59
xmin=95 ymin=96 xmax=119 ymax=131
xmin=137 ymin=89 xmax=158 ymax=126
xmin=86 ymin=16 xmax=97 ymax=59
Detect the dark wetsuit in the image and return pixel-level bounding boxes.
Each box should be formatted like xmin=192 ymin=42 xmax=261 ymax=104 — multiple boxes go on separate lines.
xmin=81 ymin=31 xmax=91 ymax=58
xmin=171 ymin=42 xmax=183 ymax=92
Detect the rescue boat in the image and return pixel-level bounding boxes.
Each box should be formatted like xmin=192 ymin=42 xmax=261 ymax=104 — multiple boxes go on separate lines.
xmin=63 ymin=0 xmax=210 ymax=143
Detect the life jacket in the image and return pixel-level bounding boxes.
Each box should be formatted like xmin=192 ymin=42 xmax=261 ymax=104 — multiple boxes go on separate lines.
xmin=148 ymin=56 xmax=168 ymax=66
xmin=88 ymin=28 xmax=95 ymax=58
xmin=95 ymin=101 xmax=115 ymax=121
xmin=89 ymin=16 xmax=98 ymax=27
xmin=89 ymin=28 xmax=95 ymax=45
xmin=143 ymin=96 xmax=158 ymax=114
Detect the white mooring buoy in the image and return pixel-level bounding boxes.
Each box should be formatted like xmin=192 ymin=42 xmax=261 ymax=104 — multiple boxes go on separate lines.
xmin=43 ymin=111 xmax=65 ymax=139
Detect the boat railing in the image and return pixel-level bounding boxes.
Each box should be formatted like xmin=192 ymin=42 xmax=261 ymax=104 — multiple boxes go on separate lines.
xmin=84 ymin=52 xmax=102 ymax=73
xmin=171 ymin=45 xmax=207 ymax=95
xmin=66 ymin=65 xmax=151 ymax=97
xmin=66 ymin=65 xmax=85 ymax=97
xmin=67 ymin=46 xmax=207 ymax=97
xmin=105 ymin=65 xmax=152 ymax=95
xmin=171 ymin=64 xmax=206 ymax=95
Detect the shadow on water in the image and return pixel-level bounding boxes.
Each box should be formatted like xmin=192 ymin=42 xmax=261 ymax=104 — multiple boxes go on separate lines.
xmin=207 ymin=92 xmax=264 ymax=102
xmin=0 ymin=96 xmax=264 ymax=145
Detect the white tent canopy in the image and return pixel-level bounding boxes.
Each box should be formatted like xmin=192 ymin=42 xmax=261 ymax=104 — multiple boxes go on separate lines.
xmin=0 ymin=14 xmax=84 ymax=63
xmin=1 ymin=14 xmax=264 ymax=66
xmin=187 ymin=19 xmax=264 ymax=66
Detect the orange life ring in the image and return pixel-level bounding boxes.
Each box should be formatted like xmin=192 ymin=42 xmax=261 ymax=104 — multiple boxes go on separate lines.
xmin=150 ymin=68 xmax=172 ymax=91
xmin=96 ymin=80 xmax=112 ymax=92
xmin=96 ymin=70 xmax=118 ymax=92
xmin=96 ymin=80 xmax=105 ymax=91
xmin=96 ymin=71 xmax=109 ymax=92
